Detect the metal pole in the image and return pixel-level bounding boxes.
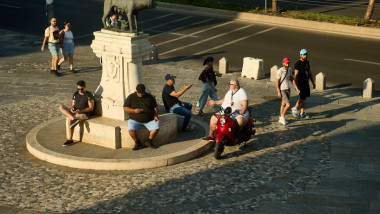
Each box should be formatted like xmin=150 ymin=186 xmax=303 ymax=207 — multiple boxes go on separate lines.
xmin=265 ymin=0 xmax=267 ymax=13
xmin=46 ymin=0 xmax=54 ymax=23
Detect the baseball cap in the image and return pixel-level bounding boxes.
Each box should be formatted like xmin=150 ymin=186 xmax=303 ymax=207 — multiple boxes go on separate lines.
xmin=282 ymin=58 xmax=290 ymax=63
xmin=300 ymin=49 xmax=308 ymax=55
xmin=136 ymin=84 xmax=146 ymax=94
xmin=165 ymin=74 xmax=176 ymax=80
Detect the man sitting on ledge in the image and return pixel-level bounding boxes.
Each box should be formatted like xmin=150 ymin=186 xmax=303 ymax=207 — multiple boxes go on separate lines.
xmin=162 ymin=74 xmax=194 ymax=131
xmin=123 ymin=84 xmax=160 ymax=150
xmin=58 ymin=80 xmax=94 ymax=147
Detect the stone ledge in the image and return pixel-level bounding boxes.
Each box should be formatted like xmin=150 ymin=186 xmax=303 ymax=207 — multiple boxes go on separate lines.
xmin=26 ymin=117 xmax=213 ymax=170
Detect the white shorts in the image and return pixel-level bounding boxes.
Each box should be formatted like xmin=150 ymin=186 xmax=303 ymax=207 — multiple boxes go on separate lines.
xmin=218 ymin=110 xmax=249 ymax=124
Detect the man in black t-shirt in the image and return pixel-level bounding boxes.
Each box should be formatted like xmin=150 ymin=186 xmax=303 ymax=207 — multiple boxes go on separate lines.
xmin=123 ymin=84 xmax=159 ymax=150
xmin=162 ymin=74 xmax=194 ymax=131
xmin=58 ymin=80 xmax=94 ymax=146
xmin=291 ymin=49 xmax=316 ymax=119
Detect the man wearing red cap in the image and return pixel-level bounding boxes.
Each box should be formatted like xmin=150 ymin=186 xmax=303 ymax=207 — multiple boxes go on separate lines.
xmin=276 ymin=58 xmax=294 ymax=125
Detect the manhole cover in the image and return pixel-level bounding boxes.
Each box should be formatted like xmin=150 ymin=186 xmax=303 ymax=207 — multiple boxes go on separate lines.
xmin=262 ymin=96 xmax=280 ymax=101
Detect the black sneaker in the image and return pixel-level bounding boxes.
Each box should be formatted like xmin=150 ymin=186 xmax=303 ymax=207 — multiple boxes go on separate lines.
xmin=145 ymin=140 xmax=156 ymax=149
xmin=132 ymin=141 xmax=141 ymax=150
xmin=57 ymin=64 xmax=61 ymax=70
xmin=70 ymin=119 xmax=80 ymax=129
xmin=181 ymin=124 xmax=195 ymax=132
xmin=70 ymin=69 xmax=76 ymax=73
xmin=62 ymin=140 xmax=74 ymax=147
xmin=50 ymin=70 xmax=54 ymax=74
xmin=52 ymin=70 xmax=60 ymax=77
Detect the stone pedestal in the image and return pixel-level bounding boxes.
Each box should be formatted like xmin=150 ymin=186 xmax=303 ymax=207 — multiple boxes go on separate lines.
xmin=316 ymin=72 xmax=326 ymax=90
xmin=363 ymin=78 xmax=375 ymax=98
xmin=91 ymin=29 xmax=152 ymax=120
xmin=64 ymin=29 xmax=178 ymax=149
xmin=270 ymin=65 xmax=279 ymax=82
xmin=219 ymin=57 xmax=229 ymax=74
xmin=241 ymin=57 xmax=265 ymax=80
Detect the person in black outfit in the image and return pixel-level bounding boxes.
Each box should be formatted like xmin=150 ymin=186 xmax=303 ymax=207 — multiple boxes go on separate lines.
xmin=291 ymin=49 xmax=316 ymax=119
xmin=58 ymin=80 xmax=94 ymax=146
xmin=123 ymin=84 xmax=159 ymax=150
xmin=197 ymin=56 xmax=219 ymax=116
xmin=162 ymin=74 xmax=194 ymax=131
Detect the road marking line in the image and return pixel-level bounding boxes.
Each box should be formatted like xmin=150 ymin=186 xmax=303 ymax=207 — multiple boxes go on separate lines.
xmin=155 ymin=20 xmax=235 ymax=46
xmin=139 ymin=13 xmax=174 ymax=24
xmin=149 ymin=19 xmax=212 ymax=39
xmin=160 ymin=23 xmax=254 ymax=55
xmin=184 ymin=27 xmax=277 ymax=58
xmin=0 ymin=3 xmax=20 ymax=9
xmin=344 ymin=58 xmax=380 ymax=66
xmin=148 ymin=30 xmax=198 ymax=38
xmin=144 ymin=16 xmax=193 ymax=31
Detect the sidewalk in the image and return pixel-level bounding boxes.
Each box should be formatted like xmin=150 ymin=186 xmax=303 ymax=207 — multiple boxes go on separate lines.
xmin=0 ymin=31 xmax=379 ymax=213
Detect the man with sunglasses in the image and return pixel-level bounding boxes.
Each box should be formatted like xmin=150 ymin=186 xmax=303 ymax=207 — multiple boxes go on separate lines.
xmin=123 ymin=84 xmax=159 ymax=150
xmin=202 ymin=79 xmax=249 ymax=141
xmin=291 ymin=49 xmax=316 ymax=118
xmin=58 ymin=80 xmax=94 ymax=146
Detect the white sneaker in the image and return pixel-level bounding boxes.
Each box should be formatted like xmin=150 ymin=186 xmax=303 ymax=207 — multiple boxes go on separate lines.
xmin=278 ymin=117 xmax=286 ymax=125
xmin=292 ymin=107 xmax=298 ymax=117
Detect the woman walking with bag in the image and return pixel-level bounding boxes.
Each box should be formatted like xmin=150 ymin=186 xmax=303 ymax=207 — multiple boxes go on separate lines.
xmin=57 ymin=21 xmax=76 ymax=73
xmin=197 ymin=57 xmax=219 ymax=116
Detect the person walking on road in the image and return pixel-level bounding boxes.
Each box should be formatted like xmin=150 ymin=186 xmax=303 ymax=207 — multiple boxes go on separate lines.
xmin=57 ymin=21 xmax=76 ymax=73
xmin=291 ymin=49 xmax=316 ymax=118
xmin=162 ymin=74 xmax=195 ymax=131
xmin=41 ymin=17 xmax=62 ymax=77
xmin=197 ymin=56 xmax=219 ymax=116
xmin=276 ymin=58 xmax=294 ymax=125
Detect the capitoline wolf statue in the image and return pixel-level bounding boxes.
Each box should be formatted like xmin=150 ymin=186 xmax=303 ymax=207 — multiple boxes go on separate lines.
xmin=102 ymin=0 xmax=156 ymax=32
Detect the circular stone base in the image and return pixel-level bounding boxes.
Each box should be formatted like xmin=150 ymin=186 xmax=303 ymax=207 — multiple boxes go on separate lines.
xmin=26 ymin=117 xmax=213 ymax=170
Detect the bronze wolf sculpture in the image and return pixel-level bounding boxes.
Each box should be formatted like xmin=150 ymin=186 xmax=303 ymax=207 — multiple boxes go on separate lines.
xmin=102 ymin=0 xmax=156 ymax=32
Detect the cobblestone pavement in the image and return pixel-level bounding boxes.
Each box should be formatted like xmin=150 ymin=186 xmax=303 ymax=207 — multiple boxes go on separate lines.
xmin=0 ymin=31 xmax=379 ymax=213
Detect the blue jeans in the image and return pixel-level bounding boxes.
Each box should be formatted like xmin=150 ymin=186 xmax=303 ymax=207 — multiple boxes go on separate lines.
xmin=198 ymin=82 xmax=219 ymax=110
xmin=170 ymin=102 xmax=192 ymax=129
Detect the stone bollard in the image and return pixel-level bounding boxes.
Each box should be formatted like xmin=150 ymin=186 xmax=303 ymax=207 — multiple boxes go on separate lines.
xmin=270 ymin=65 xmax=279 ymax=81
xmin=316 ymin=72 xmax=326 ymax=90
xmin=150 ymin=45 xmax=158 ymax=61
xmin=363 ymin=78 xmax=375 ymax=98
xmin=241 ymin=57 xmax=265 ymax=80
xmin=219 ymin=57 xmax=229 ymax=74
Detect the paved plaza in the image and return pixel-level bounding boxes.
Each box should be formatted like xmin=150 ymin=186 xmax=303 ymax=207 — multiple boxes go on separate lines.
xmin=0 ymin=30 xmax=380 ymax=213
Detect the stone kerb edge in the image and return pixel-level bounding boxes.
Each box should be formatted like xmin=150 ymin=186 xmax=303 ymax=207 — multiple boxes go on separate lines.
xmin=157 ymin=2 xmax=380 ymax=40
xmin=26 ymin=117 xmax=213 ymax=170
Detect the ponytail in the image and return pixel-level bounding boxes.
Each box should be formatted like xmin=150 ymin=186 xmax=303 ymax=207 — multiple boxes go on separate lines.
xmin=203 ymin=56 xmax=214 ymax=66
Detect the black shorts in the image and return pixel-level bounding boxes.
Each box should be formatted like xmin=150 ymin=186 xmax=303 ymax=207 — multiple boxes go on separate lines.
xmin=299 ymin=84 xmax=310 ymax=100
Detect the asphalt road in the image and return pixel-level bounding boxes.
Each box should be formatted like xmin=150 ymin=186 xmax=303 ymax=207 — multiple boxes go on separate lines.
xmin=1 ymin=0 xmax=379 ymax=90
xmin=221 ymin=0 xmax=380 ymax=20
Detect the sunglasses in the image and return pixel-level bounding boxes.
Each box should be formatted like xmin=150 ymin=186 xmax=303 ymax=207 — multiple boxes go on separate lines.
xmin=77 ymin=88 xmax=84 ymax=91
xmin=229 ymin=84 xmax=236 ymax=86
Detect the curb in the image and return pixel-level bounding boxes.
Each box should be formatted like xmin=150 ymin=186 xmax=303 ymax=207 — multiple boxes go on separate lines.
xmin=26 ymin=117 xmax=213 ymax=170
xmin=157 ymin=2 xmax=380 ymax=40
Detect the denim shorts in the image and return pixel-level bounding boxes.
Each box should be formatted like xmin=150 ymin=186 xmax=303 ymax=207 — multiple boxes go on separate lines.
xmin=62 ymin=42 xmax=74 ymax=55
xmin=48 ymin=43 xmax=60 ymax=56
xmin=128 ymin=119 xmax=159 ymax=131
